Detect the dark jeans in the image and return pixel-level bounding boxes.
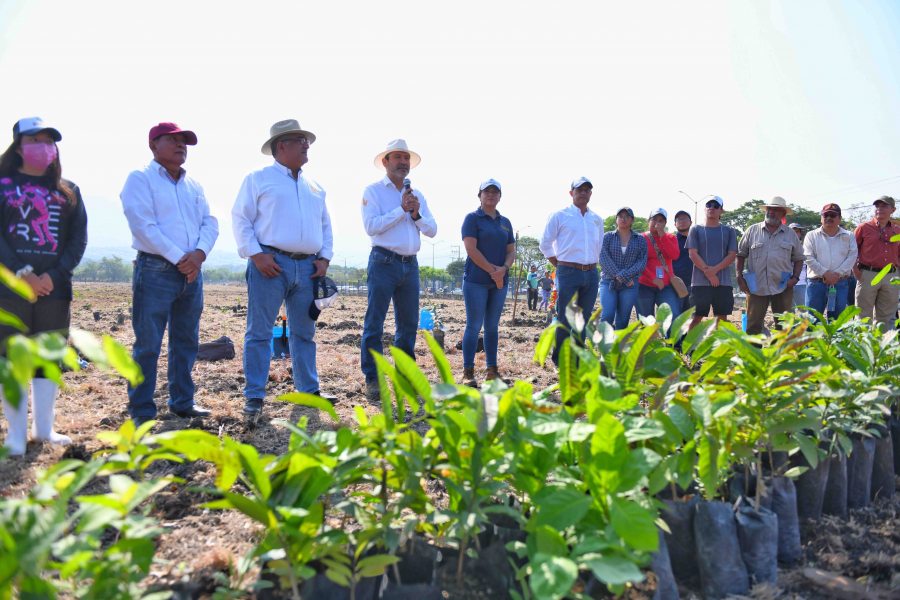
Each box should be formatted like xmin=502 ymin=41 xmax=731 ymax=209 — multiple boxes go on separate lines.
xmin=128 ymin=253 xmax=203 ymax=419
xmin=636 ymin=284 xmax=682 ymax=318
xmin=554 ymin=265 xmax=599 ymax=361
xmin=527 ymin=288 xmax=538 ymax=310
xmin=462 ymin=280 xmax=508 ymax=369
xmin=806 ymin=279 xmax=850 ymax=319
xmin=361 ymin=248 xmax=419 ymax=383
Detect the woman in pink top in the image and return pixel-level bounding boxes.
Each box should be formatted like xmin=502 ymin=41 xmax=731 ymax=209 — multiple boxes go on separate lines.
xmin=637 ymin=208 xmax=682 ymax=319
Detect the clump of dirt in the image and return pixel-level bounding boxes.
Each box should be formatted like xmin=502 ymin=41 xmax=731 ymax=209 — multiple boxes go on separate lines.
xmin=336 ymin=333 xmax=362 ymax=345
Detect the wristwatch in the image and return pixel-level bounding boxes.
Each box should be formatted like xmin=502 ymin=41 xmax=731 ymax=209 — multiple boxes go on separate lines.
xmin=15 ymin=265 xmax=33 ymax=278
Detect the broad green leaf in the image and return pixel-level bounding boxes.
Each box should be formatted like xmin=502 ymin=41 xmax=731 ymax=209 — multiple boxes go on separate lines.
xmin=529 ymin=553 xmax=578 ymax=600
xmin=278 ymin=392 xmax=338 ymax=422
xmin=583 ymin=553 xmax=645 ymax=586
xmin=102 ymin=335 xmax=143 ymax=386
xmin=0 ymin=308 xmax=26 ymax=332
xmin=0 ymin=263 xmax=35 ymax=301
xmin=356 ymin=554 xmax=400 ymax=577
xmin=534 ymin=324 xmax=558 ymax=365
xmin=532 ymin=486 xmax=591 ymax=530
xmin=390 ymin=346 xmax=431 ymax=401
xmin=609 ymin=497 xmax=658 ymax=551
xmin=424 ymin=331 xmax=454 ymax=383
xmin=869 ymin=263 xmax=893 ymax=286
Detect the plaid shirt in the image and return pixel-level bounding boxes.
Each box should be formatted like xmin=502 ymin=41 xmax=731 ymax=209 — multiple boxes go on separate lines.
xmin=600 ymin=230 xmax=648 ymax=282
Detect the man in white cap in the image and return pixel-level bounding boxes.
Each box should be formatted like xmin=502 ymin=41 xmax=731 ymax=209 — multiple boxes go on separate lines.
xmin=360 ymin=139 xmax=437 ymax=402
xmin=232 ymin=119 xmax=334 ymax=425
xmin=539 ymin=177 xmax=603 ymax=362
xmin=121 ymin=122 xmax=219 ymax=426
xmin=736 ymin=196 xmax=803 ymax=334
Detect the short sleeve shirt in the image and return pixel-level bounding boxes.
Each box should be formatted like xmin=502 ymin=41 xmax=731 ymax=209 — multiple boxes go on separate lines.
xmin=685 ymin=225 xmax=738 ymax=286
xmin=461 ymin=208 xmax=515 ymax=285
xmin=737 ymin=222 xmax=804 ymax=296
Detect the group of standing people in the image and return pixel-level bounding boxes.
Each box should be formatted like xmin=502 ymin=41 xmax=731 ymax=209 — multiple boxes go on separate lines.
xmin=1 ymin=114 xmax=898 ymax=455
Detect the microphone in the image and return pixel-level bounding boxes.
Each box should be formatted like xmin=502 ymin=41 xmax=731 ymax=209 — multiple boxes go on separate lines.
xmin=403 ymin=178 xmax=413 ymax=213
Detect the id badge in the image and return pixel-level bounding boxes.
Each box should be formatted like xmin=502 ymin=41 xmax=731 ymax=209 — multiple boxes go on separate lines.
xmin=656 ymin=267 xmax=664 ymax=279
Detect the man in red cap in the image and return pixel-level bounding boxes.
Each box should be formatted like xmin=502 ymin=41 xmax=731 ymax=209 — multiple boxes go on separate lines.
xmin=120 ymin=123 xmax=219 ymax=426
xmin=802 ymin=203 xmax=856 ymax=318
xmin=853 ymin=196 xmax=900 ymax=330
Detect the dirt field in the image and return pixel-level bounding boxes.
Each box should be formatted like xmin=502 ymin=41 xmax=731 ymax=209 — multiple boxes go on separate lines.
xmin=0 ymin=283 xmax=897 ymax=599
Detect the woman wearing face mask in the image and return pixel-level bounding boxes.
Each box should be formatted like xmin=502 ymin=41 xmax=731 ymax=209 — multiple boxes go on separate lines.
xmin=0 ymin=117 xmax=87 ymax=456
xmin=599 ymin=207 xmax=647 ymax=329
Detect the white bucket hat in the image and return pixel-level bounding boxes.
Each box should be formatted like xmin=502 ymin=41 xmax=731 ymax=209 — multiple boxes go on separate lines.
xmin=374 ymin=139 xmax=421 ymax=169
xmin=760 ymin=196 xmax=794 ymax=215
xmin=261 ymin=119 xmax=316 ymax=155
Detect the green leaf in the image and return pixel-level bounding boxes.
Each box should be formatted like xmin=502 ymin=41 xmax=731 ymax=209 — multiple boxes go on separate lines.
xmin=583 ymin=553 xmax=645 ymax=586
xmin=221 ymin=491 xmax=274 ymax=527
xmin=424 ymin=331 xmax=454 ymax=383
xmin=277 ymin=392 xmax=338 ymax=422
xmin=534 ymin=324 xmax=558 ymax=365
xmin=529 ymin=553 xmax=578 ymax=600
xmin=356 ymin=554 xmax=400 ymax=578
xmin=0 ymin=263 xmax=36 ymax=301
xmin=532 ymin=486 xmax=591 ymax=530
xmin=102 ymin=335 xmax=144 ymax=386
xmin=0 ymin=308 xmax=26 ymax=332
xmin=609 ymin=497 xmax=659 ymax=551
xmin=870 ymin=263 xmax=894 ymax=286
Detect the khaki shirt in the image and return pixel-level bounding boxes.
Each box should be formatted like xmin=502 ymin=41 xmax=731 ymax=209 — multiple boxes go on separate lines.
xmin=737 ymin=222 xmax=803 ymax=296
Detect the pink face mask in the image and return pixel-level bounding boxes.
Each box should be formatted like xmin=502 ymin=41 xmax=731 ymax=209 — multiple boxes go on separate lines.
xmin=21 ymin=143 xmax=58 ymax=172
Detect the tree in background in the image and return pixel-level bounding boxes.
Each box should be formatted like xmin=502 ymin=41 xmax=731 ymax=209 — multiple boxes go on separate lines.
xmin=721 ymin=198 xmax=857 ymax=234
xmin=446 ymin=259 xmax=466 ymax=289
xmin=603 ymin=214 xmax=649 ymax=233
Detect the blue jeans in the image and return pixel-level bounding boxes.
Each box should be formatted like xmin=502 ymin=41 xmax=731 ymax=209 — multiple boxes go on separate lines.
xmin=554 ymin=265 xmax=599 ymax=361
xmin=128 ymin=254 xmax=203 ymax=419
xmin=243 ymin=252 xmax=318 ymax=399
xmin=805 ymin=278 xmax=850 ymax=319
xmin=462 ymin=280 xmax=508 ymax=369
xmin=636 ymin=284 xmax=682 ymax=319
xmin=599 ymin=279 xmax=639 ymax=330
xmin=361 ymin=249 xmax=420 ymax=382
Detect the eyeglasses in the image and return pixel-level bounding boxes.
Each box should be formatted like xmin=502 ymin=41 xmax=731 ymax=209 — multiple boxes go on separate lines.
xmin=822 ymin=212 xmax=839 ymax=219
xmin=280 ymin=137 xmax=309 ymax=146
xmin=705 ymin=203 xmax=722 ymax=209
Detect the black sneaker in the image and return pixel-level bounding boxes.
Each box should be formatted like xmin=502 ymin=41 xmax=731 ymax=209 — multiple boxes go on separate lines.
xmin=365 ymin=381 xmax=380 ymax=405
xmin=312 ymin=390 xmax=338 ymax=404
xmin=171 ymin=405 xmax=211 ymax=418
xmin=243 ymin=398 xmax=264 ymax=428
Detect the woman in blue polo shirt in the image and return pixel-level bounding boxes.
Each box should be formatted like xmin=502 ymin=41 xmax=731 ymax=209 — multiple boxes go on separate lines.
xmin=461 ymin=179 xmax=515 ymax=387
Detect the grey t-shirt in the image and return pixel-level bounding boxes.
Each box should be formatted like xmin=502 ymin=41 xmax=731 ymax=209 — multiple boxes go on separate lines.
xmin=685 ymin=224 xmax=738 ymax=286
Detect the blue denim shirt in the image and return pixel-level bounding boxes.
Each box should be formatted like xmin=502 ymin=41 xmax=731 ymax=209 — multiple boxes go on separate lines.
xmin=599 ymin=230 xmax=648 ymax=282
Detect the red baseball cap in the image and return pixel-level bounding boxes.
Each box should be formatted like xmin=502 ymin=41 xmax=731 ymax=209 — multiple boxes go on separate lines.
xmin=149 ymin=122 xmax=197 ymax=145
xmin=820 ymin=203 xmax=841 ymax=215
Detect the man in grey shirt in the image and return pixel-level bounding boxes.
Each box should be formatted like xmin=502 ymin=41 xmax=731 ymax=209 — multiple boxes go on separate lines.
xmin=685 ymin=196 xmax=738 ymax=330
xmin=736 ymin=196 xmax=804 ymax=335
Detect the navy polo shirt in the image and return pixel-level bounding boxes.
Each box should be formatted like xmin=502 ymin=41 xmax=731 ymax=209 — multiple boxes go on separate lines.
xmin=461 ymin=207 xmax=515 ymax=285
xmin=672 ymin=232 xmax=693 ymax=284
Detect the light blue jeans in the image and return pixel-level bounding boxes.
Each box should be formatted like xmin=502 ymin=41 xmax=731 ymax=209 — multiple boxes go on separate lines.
xmin=462 ymin=280 xmax=508 ymax=369
xmin=243 ymin=252 xmax=318 ymax=399
xmin=599 ymin=279 xmax=639 ymax=330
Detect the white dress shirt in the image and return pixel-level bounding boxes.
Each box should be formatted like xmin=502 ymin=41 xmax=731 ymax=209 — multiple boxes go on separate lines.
xmin=120 ymin=160 xmax=219 ymax=265
xmin=362 ymin=177 xmax=437 ymax=255
xmin=539 ymin=204 xmax=604 ymax=264
xmin=803 ymin=226 xmax=857 ymax=278
xmin=232 ymin=162 xmax=333 ymax=260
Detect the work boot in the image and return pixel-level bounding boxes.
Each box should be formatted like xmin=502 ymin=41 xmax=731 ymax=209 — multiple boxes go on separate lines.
xmin=31 ymin=379 xmax=71 ymax=446
xmin=243 ymin=398 xmax=264 ymax=429
xmin=2 ymin=389 xmax=27 ymax=456
xmin=485 ymin=366 xmax=500 ymax=381
xmin=462 ymin=368 xmax=477 ymax=387
xmin=365 ymin=380 xmax=381 ymax=405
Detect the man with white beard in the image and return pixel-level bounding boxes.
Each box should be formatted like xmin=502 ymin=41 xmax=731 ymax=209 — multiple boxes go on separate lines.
xmin=736 ymin=196 xmax=804 ymax=334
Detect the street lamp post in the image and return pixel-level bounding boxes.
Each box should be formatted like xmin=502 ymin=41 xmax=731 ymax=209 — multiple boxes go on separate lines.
xmin=678 ymin=190 xmax=699 ymax=222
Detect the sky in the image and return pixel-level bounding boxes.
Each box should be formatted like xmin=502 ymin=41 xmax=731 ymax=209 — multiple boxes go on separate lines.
xmin=1 ymin=0 xmax=898 ymax=268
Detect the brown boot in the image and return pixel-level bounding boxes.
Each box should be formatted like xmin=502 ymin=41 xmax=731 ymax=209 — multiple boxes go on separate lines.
xmin=462 ymin=368 xmax=477 ymax=387
xmin=485 ymin=366 xmax=499 ymax=381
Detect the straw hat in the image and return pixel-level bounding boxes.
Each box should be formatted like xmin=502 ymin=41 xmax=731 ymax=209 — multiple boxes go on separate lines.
xmin=760 ymin=196 xmax=794 ymax=215
xmin=261 ymin=119 xmax=316 ymax=155
xmin=374 ymin=139 xmax=421 ymax=169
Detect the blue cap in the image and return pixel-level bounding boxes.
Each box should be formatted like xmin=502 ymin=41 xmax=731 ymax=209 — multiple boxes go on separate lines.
xmin=571 ymin=176 xmax=593 ymax=190
xmin=478 ymin=178 xmax=502 ymax=192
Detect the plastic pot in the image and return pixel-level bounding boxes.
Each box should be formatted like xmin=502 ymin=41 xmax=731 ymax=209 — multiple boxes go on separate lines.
xmin=822 ymin=449 xmax=848 ymax=519
xmin=735 ymin=504 xmax=778 ymax=586
xmin=651 ymin=529 xmax=680 ymax=600
xmin=769 ymin=476 xmax=802 ymax=565
xmin=660 ymin=495 xmax=700 ymax=586
xmin=846 ymin=435 xmax=876 ymax=510
xmin=693 ymin=500 xmax=749 ymax=599
xmin=870 ymin=429 xmax=895 ymax=501
xmin=791 ymin=450 xmax=830 ymax=521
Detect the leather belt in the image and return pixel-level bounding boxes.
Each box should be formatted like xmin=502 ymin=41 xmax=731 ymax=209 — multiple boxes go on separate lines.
xmin=858 ymin=263 xmax=896 ymax=273
xmin=373 ymin=246 xmax=415 ymax=263
xmin=261 ymin=244 xmax=314 ymax=260
xmin=808 ymin=276 xmax=850 ymax=283
xmin=137 ymin=251 xmax=173 ymax=265
xmin=557 ymin=261 xmax=597 ymax=271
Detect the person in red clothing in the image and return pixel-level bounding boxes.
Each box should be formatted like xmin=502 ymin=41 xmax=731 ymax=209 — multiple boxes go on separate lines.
xmin=853 ymin=196 xmax=900 ymax=330
xmin=636 ymin=208 xmax=681 ymax=321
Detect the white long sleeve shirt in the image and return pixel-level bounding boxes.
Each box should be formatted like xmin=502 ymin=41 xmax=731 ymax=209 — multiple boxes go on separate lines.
xmin=361 ymin=177 xmax=437 ymax=255
xmin=539 ymin=204 xmax=604 ymax=264
xmin=232 ymin=162 xmax=333 ymax=260
xmin=803 ymin=226 xmax=857 ymax=278
xmin=120 ymin=161 xmax=219 ymax=265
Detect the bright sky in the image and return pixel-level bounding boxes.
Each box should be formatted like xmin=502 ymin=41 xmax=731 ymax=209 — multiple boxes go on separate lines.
xmin=2 ymin=0 xmax=898 ymax=268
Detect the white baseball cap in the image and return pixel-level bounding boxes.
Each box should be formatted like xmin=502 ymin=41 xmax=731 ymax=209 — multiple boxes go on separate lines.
xmin=479 ymin=178 xmax=502 ymax=192
xmin=570 ymin=176 xmax=593 ymax=190
xmin=649 ymin=207 xmax=668 ymax=220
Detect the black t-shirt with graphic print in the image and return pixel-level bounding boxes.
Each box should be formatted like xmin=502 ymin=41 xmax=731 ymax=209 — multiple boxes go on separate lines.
xmin=0 ymin=173 xmax=88 ymax=300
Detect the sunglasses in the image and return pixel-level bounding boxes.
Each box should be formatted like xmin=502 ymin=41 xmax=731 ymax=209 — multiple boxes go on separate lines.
xmin=822 ymin=212 xmax=839 ymax=219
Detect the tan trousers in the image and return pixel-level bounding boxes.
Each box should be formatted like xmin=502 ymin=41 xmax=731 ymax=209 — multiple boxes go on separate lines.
xmin=746 ymin=287 xmax=793 ymax=335
xmin=855 ymin=269 xmax=900 ymax=330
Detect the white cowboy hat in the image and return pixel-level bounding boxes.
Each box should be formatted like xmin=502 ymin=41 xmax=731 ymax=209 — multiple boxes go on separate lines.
xmin=760 ymin=196 xmax=794 ymax=215
xmin=261 ymin=119 xmax=316 ymax=155
xmin=374 ymin=139 xmax=421 ymax=169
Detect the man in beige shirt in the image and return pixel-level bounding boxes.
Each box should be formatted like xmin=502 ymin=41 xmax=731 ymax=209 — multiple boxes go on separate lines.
xmin=736 ymin=196 xmax=804 ymax=334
